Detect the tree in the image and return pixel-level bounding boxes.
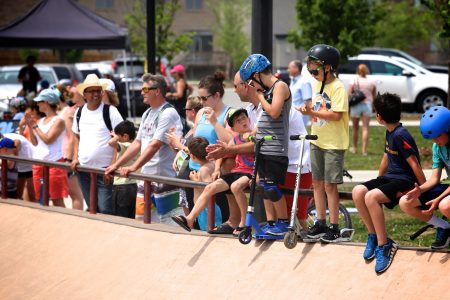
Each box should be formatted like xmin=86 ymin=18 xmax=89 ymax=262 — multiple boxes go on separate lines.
xmin=373 ymin=1 xmax=440 ymax=50
xmin=124 ymin=0 xmax=193 ymax=67
xmin=208 ymin=0 xmax=250 ymax=74
xmin=287 ymin=0 xmax=378 ymax=62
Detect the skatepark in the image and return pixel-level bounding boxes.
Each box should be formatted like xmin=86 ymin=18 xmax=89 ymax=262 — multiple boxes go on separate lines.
xmin=1 ymin=199 xmax=448 ymax=299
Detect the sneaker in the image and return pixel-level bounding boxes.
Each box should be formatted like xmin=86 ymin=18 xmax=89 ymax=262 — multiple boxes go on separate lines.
xmin=374 ymin=239 xmax=398 ymax=274
xmin=266 ymin=220 xmax=289 ymax=236
xmin=363 ymin=233 xmax=377 ymax=261
xmin=320 ymin=226 xmax=341 ymax=243
xmin=260 ymin=222 xmax=273 ymax=233
xmin=304 ymin=222 xmax=327 ymax=242
xmin=431 ymin=227 xmax=450 ymax=250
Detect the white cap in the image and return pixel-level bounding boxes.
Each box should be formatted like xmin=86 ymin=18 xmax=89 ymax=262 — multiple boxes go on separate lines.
xmin=99 ymin=78 xmax=115 ymax=92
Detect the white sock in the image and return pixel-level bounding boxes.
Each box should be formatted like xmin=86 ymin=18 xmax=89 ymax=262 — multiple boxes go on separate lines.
xmin=427 ymin=215 xmax=450 ymax=229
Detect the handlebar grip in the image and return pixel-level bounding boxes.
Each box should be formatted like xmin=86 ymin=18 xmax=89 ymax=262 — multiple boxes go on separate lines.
xmin=248 ymin=135 xmax=276 ymax=142
xmin=290 ymin=134 xmax=318 ymax=141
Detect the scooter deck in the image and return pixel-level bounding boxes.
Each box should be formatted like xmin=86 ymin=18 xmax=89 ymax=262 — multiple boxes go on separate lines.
xmin=254 ymin=233 xmax=284 ymax=240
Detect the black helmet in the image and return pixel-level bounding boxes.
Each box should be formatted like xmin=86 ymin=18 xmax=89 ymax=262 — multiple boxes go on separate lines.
xmin=307 ymin=44 xmax=340 ymax=71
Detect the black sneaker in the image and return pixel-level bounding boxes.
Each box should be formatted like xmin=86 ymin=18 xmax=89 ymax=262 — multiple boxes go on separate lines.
xmin=320 ymin=226 xmax=341 ymax=243
xmin=431 ymin=227 xmax=450 ymax=250
xmin=304 ymin=222 xmax=327 ymax=242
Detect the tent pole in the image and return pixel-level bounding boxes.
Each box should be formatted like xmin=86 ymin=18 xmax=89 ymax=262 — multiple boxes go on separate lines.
xmin=123 ymin=50 xmax=133 ymax=122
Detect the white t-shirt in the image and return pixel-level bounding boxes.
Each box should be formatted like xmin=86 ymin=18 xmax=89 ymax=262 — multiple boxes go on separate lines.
xmin=246 ymin=102 xmax=311 ymax=174
xmin=4 ymin=133 xmax=34 ymax=173
xmin=72 ymin=103 xmax=123 ymax=167
xmin=136 ymin=103 xmax=182 ymax=177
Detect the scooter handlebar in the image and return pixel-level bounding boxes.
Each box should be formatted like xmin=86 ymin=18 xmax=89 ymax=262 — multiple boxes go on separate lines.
xmin=248 ymin=135 xmax=276 ymax=142
xmin=290 ymin=134 xmax=318 ymax=141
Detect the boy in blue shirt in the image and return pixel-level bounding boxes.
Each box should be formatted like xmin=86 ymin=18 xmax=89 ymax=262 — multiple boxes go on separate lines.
xmin=399 ymin=106 xmax=450 ymax=249
xmin=352 ymin=93 xmax=426 ymax=274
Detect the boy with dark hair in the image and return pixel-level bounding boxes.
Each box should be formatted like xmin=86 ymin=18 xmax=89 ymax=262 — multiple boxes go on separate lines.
xmin=352 ymin=92 xmax=426 ymax=274
xmin=172 ymin=109 xmax=253 ymax=234
xmin=108 ymin=120 xmax=138 ymax=218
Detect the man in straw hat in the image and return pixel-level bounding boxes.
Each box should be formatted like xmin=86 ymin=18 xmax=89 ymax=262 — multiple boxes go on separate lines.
xmin=72 ymin=74 xmax=123 ymax=214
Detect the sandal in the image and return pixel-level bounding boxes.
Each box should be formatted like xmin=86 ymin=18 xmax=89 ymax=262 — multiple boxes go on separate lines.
xmin=171 ymin=215 xmax=191 ymax=232
xmin=233 ymin=226 xmax=246 ymax=237
xmin=207 ymin=223 xmax=235 ymax=234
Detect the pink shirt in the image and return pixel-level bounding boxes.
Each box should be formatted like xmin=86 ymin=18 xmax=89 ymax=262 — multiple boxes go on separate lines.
xmin=351 ymin=76 xmax=376 ymax=103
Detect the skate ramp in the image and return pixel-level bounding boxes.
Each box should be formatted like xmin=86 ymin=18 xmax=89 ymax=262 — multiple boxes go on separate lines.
xmin=0 ymin=200 xmax=448 ymax=299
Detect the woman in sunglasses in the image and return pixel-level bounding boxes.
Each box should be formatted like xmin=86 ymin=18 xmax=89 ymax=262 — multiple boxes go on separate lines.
xmin=297 ymin=44 xmax=350 ymax=243
xmin=189 ymin=71 xmax=234 ymax=232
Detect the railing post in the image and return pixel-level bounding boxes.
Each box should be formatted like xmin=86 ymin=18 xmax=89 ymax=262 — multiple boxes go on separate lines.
xmin=143 ymin=180 xmax=152 ymax=224
xmin=89 ymin=173 xmax=97 ymax=214
xmin=207 ymin=194 xmax=216 ymax=232
xmin=41 ymin=166 xmax=50 ymax=206
xmin=1 ymin=159 xmax=8 ymax=199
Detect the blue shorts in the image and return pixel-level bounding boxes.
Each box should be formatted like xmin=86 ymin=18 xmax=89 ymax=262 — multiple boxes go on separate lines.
xmin=350 ymin=101 xmax=372 ymax=118
xmin=419 ymin=184 xmax=449 ymax=209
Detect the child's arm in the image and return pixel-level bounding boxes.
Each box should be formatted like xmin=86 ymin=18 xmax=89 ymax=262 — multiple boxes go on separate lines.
xmin=406 ymin=154 xmax=426 ymax=185
xmin=212 ymin=158 xmax=223 ymax=181
xmin=257 ymin=82 xmax=290 ymax=119
xmin=378 ymin=153 xmax=388 ymax=177
xmin=198 ymin=164 xmax=213 ymax=183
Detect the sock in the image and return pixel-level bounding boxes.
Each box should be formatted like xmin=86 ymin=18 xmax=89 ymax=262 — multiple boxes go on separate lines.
xmin=317 ymin=219 xmax=326 ymax=226
xmin=278 ymin=218 xmax=288 ymax=223
xmin=427 ymin=215 xmax=450 ymax=229
xmin=268 ymin=220 xmax=276 ymax=226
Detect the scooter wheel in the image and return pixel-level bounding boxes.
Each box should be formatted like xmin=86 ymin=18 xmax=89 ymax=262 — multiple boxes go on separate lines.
xmin=284 ymin=231 xmax=298 ymax=249
xmin=238 ymin=228 xmax=252 ymax=245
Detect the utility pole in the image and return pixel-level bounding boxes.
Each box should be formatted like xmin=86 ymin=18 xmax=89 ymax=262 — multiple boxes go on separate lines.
xmin=251 ymin=0 xmax=273 ymax=62
xmin=146 ymin=0 xmax=156 ymax=74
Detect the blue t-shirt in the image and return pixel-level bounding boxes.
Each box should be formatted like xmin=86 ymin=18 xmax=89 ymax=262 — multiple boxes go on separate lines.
xmin=384 ymin=124 xmax=420 ymax=183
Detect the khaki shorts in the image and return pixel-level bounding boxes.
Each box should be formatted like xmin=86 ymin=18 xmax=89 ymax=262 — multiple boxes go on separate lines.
xmin=310 ymin=144 xmax=345 ymax=183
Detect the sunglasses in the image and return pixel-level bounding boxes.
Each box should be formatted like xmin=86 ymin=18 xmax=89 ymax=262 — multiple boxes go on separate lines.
xmin=141 ymin=86 xmax=158 ymax=93
xmin=84 ymin=89 xmax=103 ymax=94
xmin=198 ymin=94 xmax=213 ymax=101
xmin=307 ymin=65 xmax=324 ymax=76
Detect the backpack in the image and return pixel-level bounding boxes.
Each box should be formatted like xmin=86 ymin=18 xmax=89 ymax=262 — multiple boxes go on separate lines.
xmin=76 ymin=104 xmax=112 ymax=132
xmin=141 ymin=102 xmax=173 ymax=128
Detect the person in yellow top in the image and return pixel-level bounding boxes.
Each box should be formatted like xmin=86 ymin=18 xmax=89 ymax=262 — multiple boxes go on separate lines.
xmin=297 ymin=44 xmax=349 ymax=243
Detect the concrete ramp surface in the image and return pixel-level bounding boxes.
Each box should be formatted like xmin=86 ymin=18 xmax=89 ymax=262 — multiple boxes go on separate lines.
xmin=0 ymin=201 xmax=448 ymax=299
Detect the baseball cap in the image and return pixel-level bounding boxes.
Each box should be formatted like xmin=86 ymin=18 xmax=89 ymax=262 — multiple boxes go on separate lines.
xmin=0 ymin=137 xmax=15 ymax=149
xmin=34 ymin=89 xmax=60 ymax=105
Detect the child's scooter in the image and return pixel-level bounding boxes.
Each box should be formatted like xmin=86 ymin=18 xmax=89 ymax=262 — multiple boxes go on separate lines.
xmin=283 ymin=134 xmax=317 ymax=249
xmin=284 ymin=134 xmax=354 ymax=249
xmin=238 ymin=135 xmax=284 ymax=244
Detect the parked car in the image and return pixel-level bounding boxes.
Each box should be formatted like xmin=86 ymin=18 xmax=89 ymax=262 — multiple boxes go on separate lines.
xmin=338 ymin=54 xmax=448 ymax=112
xmin=361 ymin=47 xmax=448 ymax=74
xmin=113 ymin=56 xmax=145 ymax=79
xmin=0 ymin=65 xmax=58 ymax=101
xmin=75 ymin=63 xmax=102 ymax=79
xmin=274 ymin=67 xmax=291 ymax=86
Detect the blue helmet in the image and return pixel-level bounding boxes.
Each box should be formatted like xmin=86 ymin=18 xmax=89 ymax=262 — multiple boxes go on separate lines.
xmin=420 ymin=106 xmax=450 ymax=139
xmin=239 ymin=54 xmax=271 ymax=82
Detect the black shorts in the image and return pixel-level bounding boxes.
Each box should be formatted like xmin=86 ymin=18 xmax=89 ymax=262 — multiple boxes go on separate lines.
xmin=362 ymin=176 xmax=415 ymax=209
xmin=257 ymin=154 xmax=288 ymax=185
xmin=220 ymin=172 xmax=251 ymax=191
xmin=18 ymin=171 xmax=32 ymax=179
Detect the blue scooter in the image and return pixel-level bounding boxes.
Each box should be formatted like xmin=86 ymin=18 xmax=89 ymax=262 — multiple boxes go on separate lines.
xmin=238 ymin=135 xmax=283 ymax=245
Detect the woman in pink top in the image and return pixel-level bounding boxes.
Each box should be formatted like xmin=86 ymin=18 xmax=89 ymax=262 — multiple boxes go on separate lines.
xmin=348 ymin=64 xmax=377 ymax=156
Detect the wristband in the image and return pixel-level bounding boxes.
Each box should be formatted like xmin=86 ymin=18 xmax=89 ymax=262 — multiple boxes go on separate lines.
xmin=32 ymin=125 xmax=38 ymax=129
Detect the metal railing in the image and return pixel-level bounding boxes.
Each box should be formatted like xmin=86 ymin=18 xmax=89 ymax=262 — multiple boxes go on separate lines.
xmin=0 ymin=155 xmax=353 ymax=230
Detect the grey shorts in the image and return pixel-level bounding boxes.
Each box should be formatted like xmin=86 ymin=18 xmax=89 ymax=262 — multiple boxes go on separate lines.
xmin=310 ymin=143 xmax=345 ymax=183
xmin=350 ymin=101 xmax=373 ymax=118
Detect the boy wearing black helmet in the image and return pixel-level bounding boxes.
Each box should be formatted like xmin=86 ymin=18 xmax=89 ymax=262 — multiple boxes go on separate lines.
xmin=399 ymin=106 xmax=450 ymax=249
xmin=297 ymin=44 xmax=349 ymax=243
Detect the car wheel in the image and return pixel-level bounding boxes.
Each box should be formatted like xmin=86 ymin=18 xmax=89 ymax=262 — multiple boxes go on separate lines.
xmin=416 ymin=89 xmax=447 ymax=113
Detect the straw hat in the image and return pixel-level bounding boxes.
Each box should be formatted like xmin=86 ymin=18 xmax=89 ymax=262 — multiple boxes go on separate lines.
xmin=77 ymin=74 xmax=108 ymax=94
